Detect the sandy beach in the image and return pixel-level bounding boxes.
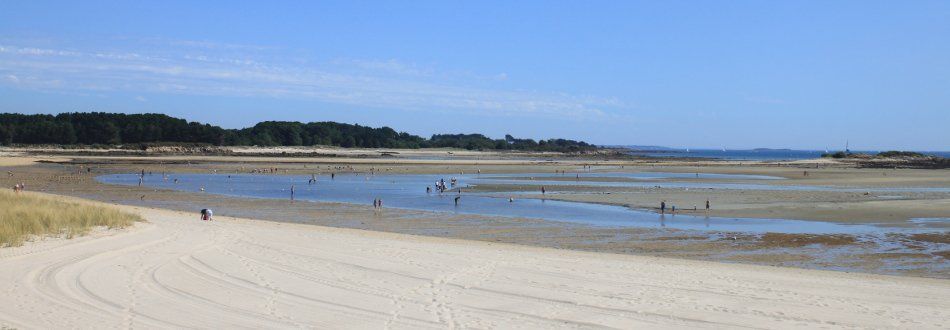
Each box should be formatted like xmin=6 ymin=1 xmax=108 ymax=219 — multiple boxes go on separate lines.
xmin=1 ymin=202 xmax=948 ymax=329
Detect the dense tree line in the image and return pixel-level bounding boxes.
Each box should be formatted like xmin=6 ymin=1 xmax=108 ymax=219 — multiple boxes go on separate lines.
xmin=0 ymin=113 xmax=224 ymax=146
xmin=222 ymin=121 xmax=426 ymax=148
xmin=428 ymin=134 xmax=594 ymax=152
xmin=0 ymin=112 xmax=597 ymax=152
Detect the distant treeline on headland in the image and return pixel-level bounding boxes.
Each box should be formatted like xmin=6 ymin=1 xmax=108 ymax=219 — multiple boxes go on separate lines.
xmin=0 ymin=112 xmax=597 ymax=152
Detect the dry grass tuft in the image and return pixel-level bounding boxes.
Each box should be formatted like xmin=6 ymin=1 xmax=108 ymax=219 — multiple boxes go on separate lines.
xmin=0 ymin=190 xmax=142 ymax=247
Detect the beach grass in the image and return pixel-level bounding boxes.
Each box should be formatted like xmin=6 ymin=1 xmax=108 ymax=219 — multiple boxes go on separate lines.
xmin=0 ymin=190 xmax=142 ymax=247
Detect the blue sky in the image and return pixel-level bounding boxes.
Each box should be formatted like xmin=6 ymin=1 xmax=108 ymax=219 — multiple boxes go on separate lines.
xmin=1 ymin=1 xmax=948 ymax=150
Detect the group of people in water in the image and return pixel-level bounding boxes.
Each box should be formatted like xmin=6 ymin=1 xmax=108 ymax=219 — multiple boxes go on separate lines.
xmin=660 ymin=199 xmax=711 ymax=215
xmin=431 ymin=177 xmax=457 ymax=193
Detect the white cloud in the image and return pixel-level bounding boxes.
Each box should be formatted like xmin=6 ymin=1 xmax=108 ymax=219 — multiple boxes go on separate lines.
xmin=0 ymin=40 xmax=629 ymax=121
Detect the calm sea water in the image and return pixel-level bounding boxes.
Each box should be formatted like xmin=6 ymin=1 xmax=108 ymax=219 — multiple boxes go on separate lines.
xmin=626 ymin=148 xmax=950 ymax=161
xmin=98 ymin=172 xmax=943 ymax=235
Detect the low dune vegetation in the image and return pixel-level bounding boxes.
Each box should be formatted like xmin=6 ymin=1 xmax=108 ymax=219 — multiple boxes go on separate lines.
xmin=0 ymin=190 xmax=141 ymax=247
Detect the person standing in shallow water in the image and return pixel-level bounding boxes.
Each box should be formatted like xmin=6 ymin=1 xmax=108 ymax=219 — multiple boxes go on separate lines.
xmin=660 ymin=201 xmax=666 ymax=214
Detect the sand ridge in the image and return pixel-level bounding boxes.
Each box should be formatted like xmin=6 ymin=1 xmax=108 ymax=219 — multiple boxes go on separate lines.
xmin=0 ymin=204 xmax=948 ymax=329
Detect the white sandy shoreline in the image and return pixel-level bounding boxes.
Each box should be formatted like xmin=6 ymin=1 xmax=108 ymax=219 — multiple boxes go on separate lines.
xmin=1 ymin=204 xmax=948 ymax=329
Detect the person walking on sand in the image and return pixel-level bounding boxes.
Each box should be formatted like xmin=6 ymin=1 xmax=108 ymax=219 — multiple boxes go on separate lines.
xmin=200 ymin=209 xmax=213 ymax=221
xmin=671 ymin=205 xmax=676 ymax=215
xmin=373 ymin=198 xmax=378 ymax=210
xmin=541 ymin=186 xmax=546 ymax=195
xmin=660 ymin=201 xmax=666 ymax=214
xmin=705 ymin=199 xmax=710 ymax=214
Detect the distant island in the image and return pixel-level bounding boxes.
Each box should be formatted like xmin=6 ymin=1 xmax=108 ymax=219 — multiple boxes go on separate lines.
xmin=0 ymin=112 xmax=597 ymax=153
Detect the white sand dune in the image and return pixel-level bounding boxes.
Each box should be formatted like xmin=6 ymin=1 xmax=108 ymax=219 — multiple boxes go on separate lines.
xmin=1 ymin=207 xmax=948 ymax=329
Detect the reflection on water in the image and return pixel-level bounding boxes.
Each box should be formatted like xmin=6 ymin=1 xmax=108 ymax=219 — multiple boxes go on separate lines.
xmin=98 ymin=172 xmax=944 ymax=235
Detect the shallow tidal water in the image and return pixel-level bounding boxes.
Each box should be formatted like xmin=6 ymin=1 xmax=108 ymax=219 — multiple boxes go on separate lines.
xmin=98 ymin=172 xmax=944 ymax=235
xmin=478 ymin=172 xmax=950 ymax=193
